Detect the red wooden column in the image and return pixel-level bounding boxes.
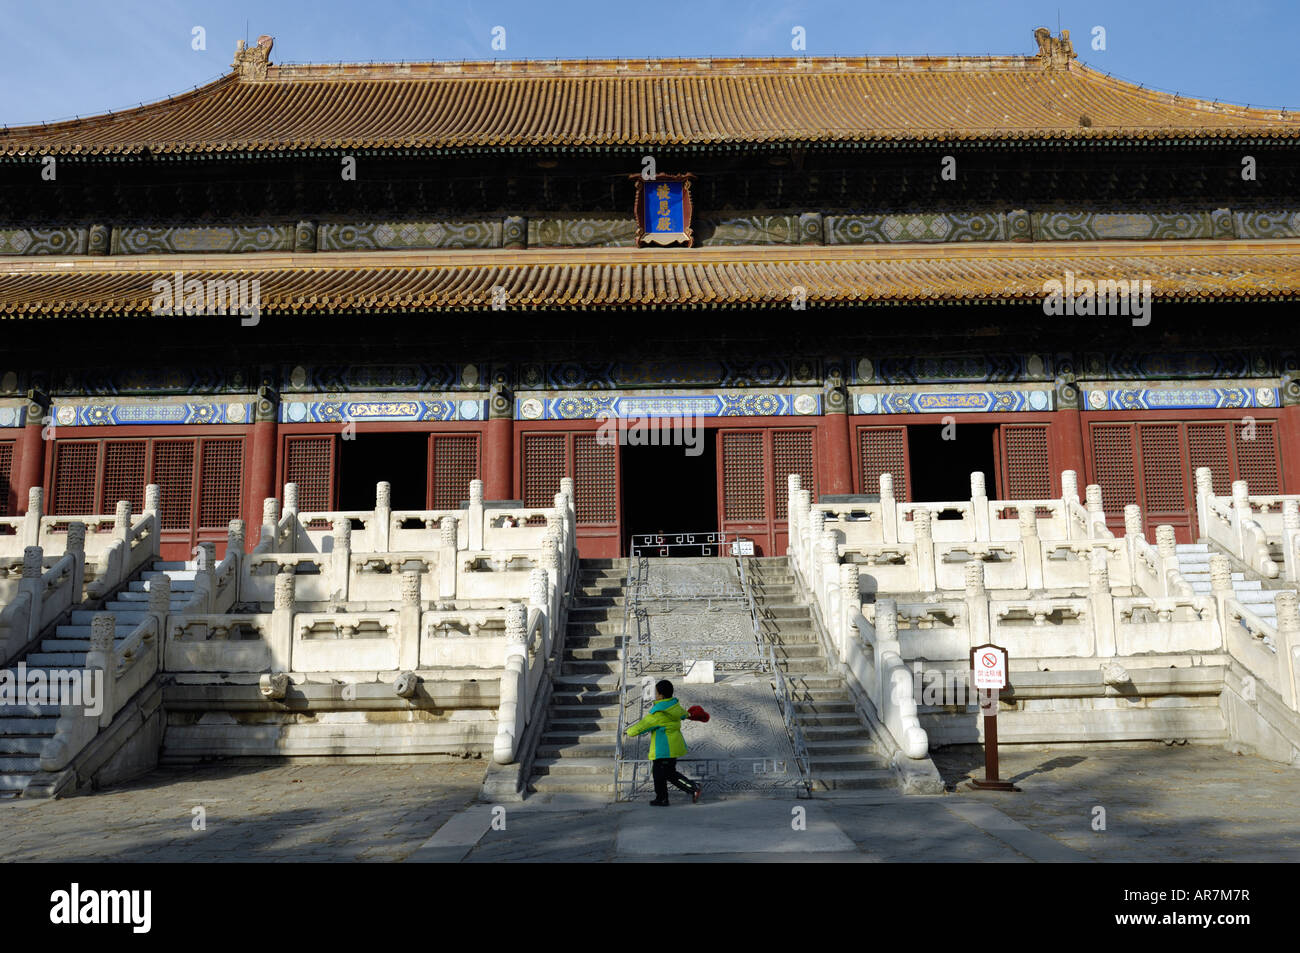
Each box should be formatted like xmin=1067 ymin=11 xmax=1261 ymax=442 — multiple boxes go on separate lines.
xmin=245 ymin=391 xmax=278 ymax=550
xmin=14 ymin=394 xmax=47 ymax=513
xmin=1279 ymin=401 xmax=1300 ymax=494
xmin=822 ymin=384 xmax=853 ymax=495
xmin=483 ymin=383 xmax=514 ymax=501
xmin=1051 ymin=401 xmax=1088 ymax=494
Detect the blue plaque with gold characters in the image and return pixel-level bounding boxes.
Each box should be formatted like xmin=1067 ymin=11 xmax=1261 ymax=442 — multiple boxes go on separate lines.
xmin=631 ymin=173 xmax=695 ymax=247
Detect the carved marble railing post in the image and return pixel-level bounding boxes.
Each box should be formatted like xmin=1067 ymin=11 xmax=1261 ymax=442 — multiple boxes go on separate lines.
xmin=23 ymin=487 xmax=42 ymax=547
xmin=494 ymin=602 xmax=529 ymax=764
xmin=270 ymin=573 xmax=295 ymax=672
xmin=282 ymin=482 xmax=300 ymax=551
xmin=818 ymin=530 xmax=838 ymax=613
xmin=149 ymin=575 xmax=171 ymax=671
xmin=786 ymin=475 xmax=803 ymax=557
xmin=1155 ymin=524 xmax=1178 ymax=597
xmin=541 ymin=538 xmax=560 ymax=634
xmin=964 ymin=558 xmax=990 ymax=648
xmin=399 ymin=570 xmax=421 ymax=671
xmin=1194 ymin=467 xmax=1214 ymax=540
xmin=18 ymin=545 xmax=45 ymax=646
xmin=88 ymin=613 xmax=117 ymax=728
xmin=559 ymin=477 xmax=576 ymax=552
xmin=1275 ymin=591 xmax=1300 ymax=710
xmin=194 ymin=541 xmax=217 ymax=614
xmin=808 ymin=509 xmax=826 ymax=596
xmin=113 ymin=500 xmax=132 ymax=547
xmin=1089 ymin=550 xmax=1116 ymax=657
xmin=144 ymin=483 xmax=161 ymax=520
xmin=970 ymin=471 xmax=990 ymax=542
xmin=880 ymin=473 xmax=898 ymax=545
xmin=330 ymin=518 xmax=351 ymax=604
xmin=838 ymin=563 xmax=859 ymax=662
xmin=1019 ymin=507 xmax=1043 ymax=591
xmin=256 ymin=497 xmax=280 ymax=554
xmin=1084 ymin=485 xmax=1106 ymax=538
xmin=1060 ymin=470 xmax=1079 ymax=538
xmin=1124 ymin=504 xmax=1144 ymax=584
xmin=1284 ymin=500 xmax=1300 ymax=584
xmin=874 ymin=597 xmax=901 ymax=702
xmin=438 ymin=516 xmax=458 ymax=599
xmin=913 ymin=507 xmax=936 ymax=592
xmin=1208 ymin=553 xmax=1234 ymax=649
xmin=529 ymin=567 xmax=551 ymax=658
xmin=791 ymin=489 xmax=812 ymax=575
xmin=467 ymin=479 xmax=485 ymax=551
xmin=1229 ymin=480 xmax=1251 ymax=562
xmin=65 ymin=520 xmax=86 ymax=604
xmin=374 ymin=481 xmax=391 ymax=553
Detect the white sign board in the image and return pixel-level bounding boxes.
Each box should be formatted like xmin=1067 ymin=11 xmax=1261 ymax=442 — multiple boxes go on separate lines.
xmin=973 ymin=646 xmax=1008 ymax=691
xmin=731 ymin=539 xmax=755 ymax=556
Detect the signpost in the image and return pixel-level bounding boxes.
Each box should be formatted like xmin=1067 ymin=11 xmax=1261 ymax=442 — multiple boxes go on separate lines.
xmin=968 ymin=643 xmax=1018 ymax=791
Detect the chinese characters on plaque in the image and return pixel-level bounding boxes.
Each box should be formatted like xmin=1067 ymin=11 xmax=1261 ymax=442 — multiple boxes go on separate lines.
xmin=632 ymin=173 xmax=695 ymax=247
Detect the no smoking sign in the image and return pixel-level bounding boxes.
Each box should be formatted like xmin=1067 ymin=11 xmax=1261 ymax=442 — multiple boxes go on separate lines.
xmin=970 ymin=643 xmax=1008 ymax=691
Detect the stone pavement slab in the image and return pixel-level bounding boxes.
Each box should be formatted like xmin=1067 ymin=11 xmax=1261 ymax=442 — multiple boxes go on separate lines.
xmin=616 ymin=799 xmax=855 ymax=855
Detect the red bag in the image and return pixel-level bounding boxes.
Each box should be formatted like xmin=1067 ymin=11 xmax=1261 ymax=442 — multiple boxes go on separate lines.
xmin=688 ymin=705 xmax=710 ymax=723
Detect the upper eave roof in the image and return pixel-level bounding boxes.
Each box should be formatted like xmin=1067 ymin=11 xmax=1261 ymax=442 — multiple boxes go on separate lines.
xmin=4 ymin=50 xmax=1299 ymax=157
xmin=1 ymin=240 xmax=1297 ymax=316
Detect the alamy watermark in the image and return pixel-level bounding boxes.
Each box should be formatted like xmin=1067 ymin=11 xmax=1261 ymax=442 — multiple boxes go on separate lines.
xmin=595 ymin=413 xmax=704 ymax=457
xmin=1041 ymin=270 xmax=1151 ymax=326
xmin=0 ymin=662 xmax=103 ymax=717
xmin=151 ymin=271 xmax=262 ymax=326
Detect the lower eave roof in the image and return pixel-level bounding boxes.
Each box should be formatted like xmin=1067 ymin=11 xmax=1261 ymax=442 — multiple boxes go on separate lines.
xmin=0 ymin=240 xmax=1297 ymax=317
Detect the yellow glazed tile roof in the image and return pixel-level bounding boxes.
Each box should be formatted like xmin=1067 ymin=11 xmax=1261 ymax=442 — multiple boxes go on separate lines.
xmin=1 ymin=241 xmax=1297 ymax=315
xmin=3 ymin=50 xmax=1299 ymax=156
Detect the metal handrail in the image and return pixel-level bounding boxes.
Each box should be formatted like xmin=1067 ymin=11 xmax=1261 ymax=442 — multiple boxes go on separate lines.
xmin=737 ymin=553 xmax=813 ymax=796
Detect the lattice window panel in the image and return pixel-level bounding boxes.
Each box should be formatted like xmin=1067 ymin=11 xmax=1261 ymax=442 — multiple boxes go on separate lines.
xmin=1139 ymin=424 xmax=1185 ymax=516
xmin=522 ymin=434 xmax=566 ymax=509
xmin=1002 ymin=425 xmax=1051 ymax=499
xmin=0 ymin=442 xmax=12 ymax=517
xmin=151 ymin=440 xmax=195 ymax=531
xmin=1089 ymin=424 xmax=1137 ymax=516
xmin=52 ymin=442 xmax=100 ymax=516
xmin=857 ymin=427 xmax=908 ymax=501
xmin=1187 ymin=423 xmax=1232 ymax=497
xmin=284 ymin=436 xmax=336 ymax=513
xmin=1235 ymin=420 xmax=1280 ymax=496
xmin=101 ymin=440 xmax=147 ymax=516
xmin=430 ymin=434 xmax=479 ymax=510
xmin=574 ymin=433 xmax=616 ymax=525
xmin=772 ymin=430 xmax=815 ymax=519
xmin=198 ymin=439 xmax=243 ymax=530
xmin=722 ymin=432 xmax=766 ymax=521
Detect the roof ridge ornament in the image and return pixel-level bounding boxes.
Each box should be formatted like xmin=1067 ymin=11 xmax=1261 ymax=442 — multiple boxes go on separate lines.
xmin=1032 ymin=27 xmax=1075 ymax=70
xmin=233 ymin=34 xmax=274 ymax=80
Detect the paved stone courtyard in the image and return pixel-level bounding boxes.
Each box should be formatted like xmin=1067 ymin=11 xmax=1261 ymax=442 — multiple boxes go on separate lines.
xmin=2 ymin=744 xmax=1298 ymax=862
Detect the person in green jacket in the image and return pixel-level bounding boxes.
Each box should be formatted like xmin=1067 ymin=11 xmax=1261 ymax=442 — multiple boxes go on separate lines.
xmin=625 ymin=679 xmax=702 ymax=806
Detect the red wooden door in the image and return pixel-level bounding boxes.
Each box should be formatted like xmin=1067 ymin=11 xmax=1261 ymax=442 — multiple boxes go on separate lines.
xmin=429 ymin=434 xmax=480 ymax=509
xmin=855 ymin=425 xmax=909 ymax=499
xmin=0 ymin=440 xmax=13 ymax=517
xmin=521 ymin=431 xmax=619 ymax=557
xmin=718 ymin=429 xmax=771 ymax=555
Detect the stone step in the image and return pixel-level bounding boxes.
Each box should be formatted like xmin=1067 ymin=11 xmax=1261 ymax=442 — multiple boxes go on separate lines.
xmin=566 ymin=620 xmax=627 ymax=636
xmin=531 ymin=757 xmax=615 ymax=777
xmin=71 ymin=609 xmax=152 ymax=625
xmin=40 ymin=636 xmax=134 ymax=652
xmin=809 ymin=754 xmax=886 ymax=771
xmin=804 ymin=725 xmax=873 ymax=743
xmin=536 ymin=742 xmax=616 ymax=758
xmin=1175 ymin=544 xmax=1210 ymax=553
xmin=0 ymin=704 xmax=61 ymax=719
xmin=753 ymin=605 xmax=810 ymax=619
xmin=54 ymin=624 xmax=139 ymax=638
xmin=143 ymin=569 xmax=197 ymax=581
xmin=564 ymin=646 xmax=623 ymax=662
xmin=0 ymin=736 xmax=46 ymax=756
xmin=809 ymin=769 xmax=896 ymax=791
xmin=561 ymin=661 xmax=622 ymax=676
xmin=552 ymin=692 xmax=621 ymax=707
xmin=526 ymin=775 xmax=615 ymax=795
xmin=796 ymin=713 xmax=862 ymax=727
xmin=0 ymin=756 xmax=40 ymax=773
xmin=774 ymin=658 xmax=830 ymax=674
xmin=562 ymin=634 xmax=625 ymax=649
xmin=551 ymin=704 xmax=620 ymax=718
xmin=553 ymin=674 xmax=621 ymax=690
xmin=109 ymin=592 xmax=190 ymax=607
xmin=548 ymin=717 xmax=621 ymax=731
xmin=0 ymin=774 xmax=36 ymax=794
xmin=0 ymin=717 xmax=61 ymax=735
xmin=794 ymin=700 xmax=856 ymax=715
xmin=24 ymin=653 xmax=90 ymax=668
xmin=151 ymin=561 xmax=193 ymax=571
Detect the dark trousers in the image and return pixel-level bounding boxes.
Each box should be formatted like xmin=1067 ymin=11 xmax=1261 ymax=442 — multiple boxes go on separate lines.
xmin=652 ymin=758 xmax=697 ymax=801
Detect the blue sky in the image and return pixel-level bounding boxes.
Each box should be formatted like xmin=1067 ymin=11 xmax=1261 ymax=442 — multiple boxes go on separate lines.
xmin=2 ymin=0 xmax=1295 ymax=125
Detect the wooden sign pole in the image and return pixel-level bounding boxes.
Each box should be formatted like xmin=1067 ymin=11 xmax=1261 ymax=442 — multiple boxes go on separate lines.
xmin=969 ymin=644 xmax=1018 ymax=792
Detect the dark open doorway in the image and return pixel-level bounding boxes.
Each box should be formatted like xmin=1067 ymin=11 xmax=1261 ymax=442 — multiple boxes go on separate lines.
xmin=621 ymin=429 xmax=718 ymax=555
xmin=907 ymin=423 xmax=997 ymax=506
xmin=338 ymin=433 xmax=428 ymax=511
